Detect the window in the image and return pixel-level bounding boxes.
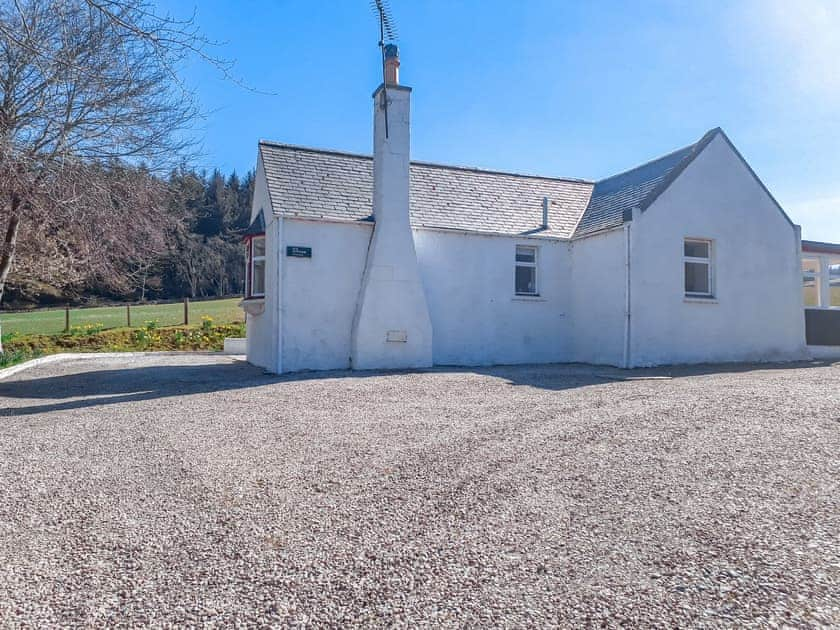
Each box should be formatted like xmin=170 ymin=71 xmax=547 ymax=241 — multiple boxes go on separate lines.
xmin=247 ymin=236 xmax=266 ymax=298
xmin=802 ymin=257 xmax=821 ymax=307
xmin=515 ymin=245 xmax=538 ymax=295
xmin=831 ymin=264 xmax=840 ymax=307
xmin=684 ymin=239 xmax=713 ymax=297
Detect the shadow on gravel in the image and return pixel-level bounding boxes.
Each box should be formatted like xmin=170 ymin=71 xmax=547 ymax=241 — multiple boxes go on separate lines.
xmin=469 ymin=360 xmax=836 ymax=391
xmin=0 ymin=358 xmax=834 ymax=417
xmin=0 ymin=362 xmax=275 ymax=417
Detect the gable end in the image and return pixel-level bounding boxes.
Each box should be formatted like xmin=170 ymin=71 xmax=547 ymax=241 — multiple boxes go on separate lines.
xmin=640 ymin=128 xmax=795 ymax=229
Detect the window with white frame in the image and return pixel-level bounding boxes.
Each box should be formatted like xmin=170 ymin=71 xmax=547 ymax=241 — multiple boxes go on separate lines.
xmin=802 ymin=257 xmax=821 ymax=307
xmin=830 ymin=264 xmax=840 ymax=307
xmin=515 ymin=245 xmax=538 ymax=296
xmin=684 ymin=239 xmax=713 ymax=297
xmin=247 ymin=236 xmax=266 ymax=298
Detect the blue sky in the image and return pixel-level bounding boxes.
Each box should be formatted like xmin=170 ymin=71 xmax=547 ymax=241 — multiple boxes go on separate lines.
xmin=162 ymin=0 xmax=840 ymax=241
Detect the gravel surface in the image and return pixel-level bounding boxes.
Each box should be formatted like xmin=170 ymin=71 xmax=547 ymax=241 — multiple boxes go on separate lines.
xmin=0 ymin=355 xmax=839 ymax=627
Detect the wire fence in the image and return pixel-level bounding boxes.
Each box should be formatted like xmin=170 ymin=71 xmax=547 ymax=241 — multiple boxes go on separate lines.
xmin=0 ymin=296 xmax=244 ymax=337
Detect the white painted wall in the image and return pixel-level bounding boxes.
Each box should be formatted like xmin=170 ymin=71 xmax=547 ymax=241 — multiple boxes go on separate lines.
xmin=415 ymin=229 xmax=573 ymax=365
xmin=278 ymin=221 xmax=574 ymax=370
xmin=629 ymin=133 xmax=806 ymax=366
xmin=569 ymin=227 xmax=627 ymax=366
xmin=245 ymin=153 xmax=277 ymax=371
xmin=280 ymin=218 xmax=372 ymax=372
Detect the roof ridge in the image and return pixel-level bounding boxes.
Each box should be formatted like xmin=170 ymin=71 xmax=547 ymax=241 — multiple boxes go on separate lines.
xmin=568 ymin=185 xmax=596 ymax=237
xmin=593 ymin=141 xmax=698 ymax=187
xmin=259 ymin=139 xmax=594 ymax=185
xmin=411 ymin=160 xmax=593 ymax=184
xmin=259 ymin=140 xmax=371 ymax=161
xmin=572 ymin=128 xmax=723 ymax=239
xmin=635 ymin=127 xmax=722 ymax=213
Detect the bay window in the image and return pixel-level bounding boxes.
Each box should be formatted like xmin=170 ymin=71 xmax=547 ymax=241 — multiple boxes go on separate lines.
xmin=247 ymin=235 xmax=266 ymax=298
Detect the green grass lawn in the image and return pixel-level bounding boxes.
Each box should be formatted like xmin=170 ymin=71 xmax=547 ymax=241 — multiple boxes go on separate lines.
xmin=0 ymin=297 xmax=244 ymax=337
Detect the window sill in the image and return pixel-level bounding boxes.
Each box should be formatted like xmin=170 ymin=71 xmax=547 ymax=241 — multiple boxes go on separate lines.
xmin=238 ymin=297 xmax=265 ymax=316
xmin=512 ymin=295 xmax=546 ymax=302
xmin=805 ymin=306 xmax=840 ymax=310
xmin=684 ymin=296 xmax=718 ymax=304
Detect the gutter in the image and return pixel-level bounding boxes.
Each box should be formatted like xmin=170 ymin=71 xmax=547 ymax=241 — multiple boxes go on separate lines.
xmin=279 ymin=214 xmax=573 ymax=242
xmin=412 ymin=223 xmax=570 ymax=242
xmin=570 ymin=223 xmax=626 ymax=242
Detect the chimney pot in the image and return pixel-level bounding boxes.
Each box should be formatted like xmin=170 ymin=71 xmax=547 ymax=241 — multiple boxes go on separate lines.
xmin=384 ymin=44 xmax=400 ymax=85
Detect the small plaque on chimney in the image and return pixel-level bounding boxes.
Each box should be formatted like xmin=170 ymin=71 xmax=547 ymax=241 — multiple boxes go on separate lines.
xmin=386 ymin=330 xmax=408 ymax=343
xmin=286 ymin=246 xmax=311 ymax=258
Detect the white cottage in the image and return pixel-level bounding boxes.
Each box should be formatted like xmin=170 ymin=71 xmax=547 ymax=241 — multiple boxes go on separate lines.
xmin=240 ymin=46 xmax=809 ymax=373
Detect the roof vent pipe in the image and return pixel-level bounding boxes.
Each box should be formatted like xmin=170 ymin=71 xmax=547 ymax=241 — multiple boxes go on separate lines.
xmin=542 ymin=197 xmax=549 ymax=229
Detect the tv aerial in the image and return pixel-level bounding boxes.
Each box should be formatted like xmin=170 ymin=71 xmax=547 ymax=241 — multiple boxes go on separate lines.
xmin=371 ymin=0 xmax=398 ymax=137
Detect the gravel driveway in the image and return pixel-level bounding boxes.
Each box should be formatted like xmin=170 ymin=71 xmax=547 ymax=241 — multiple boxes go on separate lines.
xmin=1 ymin=355 xmax=838 ymax=627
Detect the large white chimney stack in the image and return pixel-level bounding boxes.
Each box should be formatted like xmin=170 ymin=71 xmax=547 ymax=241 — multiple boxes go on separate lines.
xmin=350 ymin=45 xmax=433 ymax=370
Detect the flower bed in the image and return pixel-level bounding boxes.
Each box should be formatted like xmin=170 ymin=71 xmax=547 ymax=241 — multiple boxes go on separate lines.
xmin=1 ymin=318 xmax=245 ymax=363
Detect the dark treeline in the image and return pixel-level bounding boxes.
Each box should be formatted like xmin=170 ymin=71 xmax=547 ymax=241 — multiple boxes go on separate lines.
xmin=4 ymin=166 xmax=255 ymax=308
xmin=160 ymin=168 xmax=255 ymax=301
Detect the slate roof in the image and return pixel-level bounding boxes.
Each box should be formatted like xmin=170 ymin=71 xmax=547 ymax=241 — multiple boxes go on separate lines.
xmin=243 ymin=208 xmax=265 ymax=237
xmin=258 ymin=128 xmax=753 ymax=241
xmin=259 ymin=142 xmax=594 ymax=239
xmin=802 ymin=240 xmax=840 ymax=255
xmin=573 ymin=143 xmax=698 ymax=237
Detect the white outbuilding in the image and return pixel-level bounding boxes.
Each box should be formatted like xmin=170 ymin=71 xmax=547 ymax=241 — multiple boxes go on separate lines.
xmin=240 ymin=46 xmax=810 ymax=373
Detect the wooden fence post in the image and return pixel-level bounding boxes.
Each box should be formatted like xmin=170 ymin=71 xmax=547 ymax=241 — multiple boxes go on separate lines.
xmin=126 ymin=304 xmax=131 ymax=328
xmin=184 ymin=298 xmax=189 ymax=325
xmin=64 ymin=306 xmax=70 ymax=332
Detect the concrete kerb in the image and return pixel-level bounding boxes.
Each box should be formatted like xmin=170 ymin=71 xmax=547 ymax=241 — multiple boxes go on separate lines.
xmin=2 ymin=351 xmax=834 ymax=384
xmin=0 ymin=352 xmax=246 ymax=382
xmin=808 ymin=345 xmax=840 ymax=361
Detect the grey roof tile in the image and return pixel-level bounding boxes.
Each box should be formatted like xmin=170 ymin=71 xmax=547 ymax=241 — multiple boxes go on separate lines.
xmin=802 ymin=240 xmax=840 ymax=255
xmin=573 ymin=143 xmax=697 ymax=238
xmin=259 ymin=129 xmax=725 ymax=241
xmin=259 ymin=142 xmax=594 ymax=240
xmin=243 ymin=208 xmax=265 ymax=237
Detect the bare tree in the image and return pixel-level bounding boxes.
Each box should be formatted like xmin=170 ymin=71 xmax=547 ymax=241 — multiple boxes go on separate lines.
xmin=7 ymin=161 xmax=172 ymax=299
xmin=0 ymin=0 xmax=222 ymax=305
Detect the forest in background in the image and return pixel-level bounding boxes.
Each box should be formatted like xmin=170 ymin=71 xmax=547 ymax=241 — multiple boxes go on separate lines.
xmin=0 ymin=0 xmax=265 ymax=312
xmin=2 ymin=166 xmax=255 ymax=309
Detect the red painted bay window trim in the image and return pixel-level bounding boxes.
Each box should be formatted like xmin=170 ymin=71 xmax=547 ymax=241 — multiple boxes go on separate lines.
xmin=243 ymin=233 xmax=265 ymax=300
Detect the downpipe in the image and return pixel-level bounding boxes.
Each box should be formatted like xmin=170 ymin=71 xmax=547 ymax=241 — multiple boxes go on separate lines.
xmin=623 ymin=221 xmax=632 ymax=369
xmin=275 ymin=216 xmax=283 ymax=374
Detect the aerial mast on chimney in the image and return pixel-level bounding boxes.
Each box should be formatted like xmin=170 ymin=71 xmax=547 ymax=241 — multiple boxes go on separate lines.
xmin=371 ymin=0 xmax=398 ymax=138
